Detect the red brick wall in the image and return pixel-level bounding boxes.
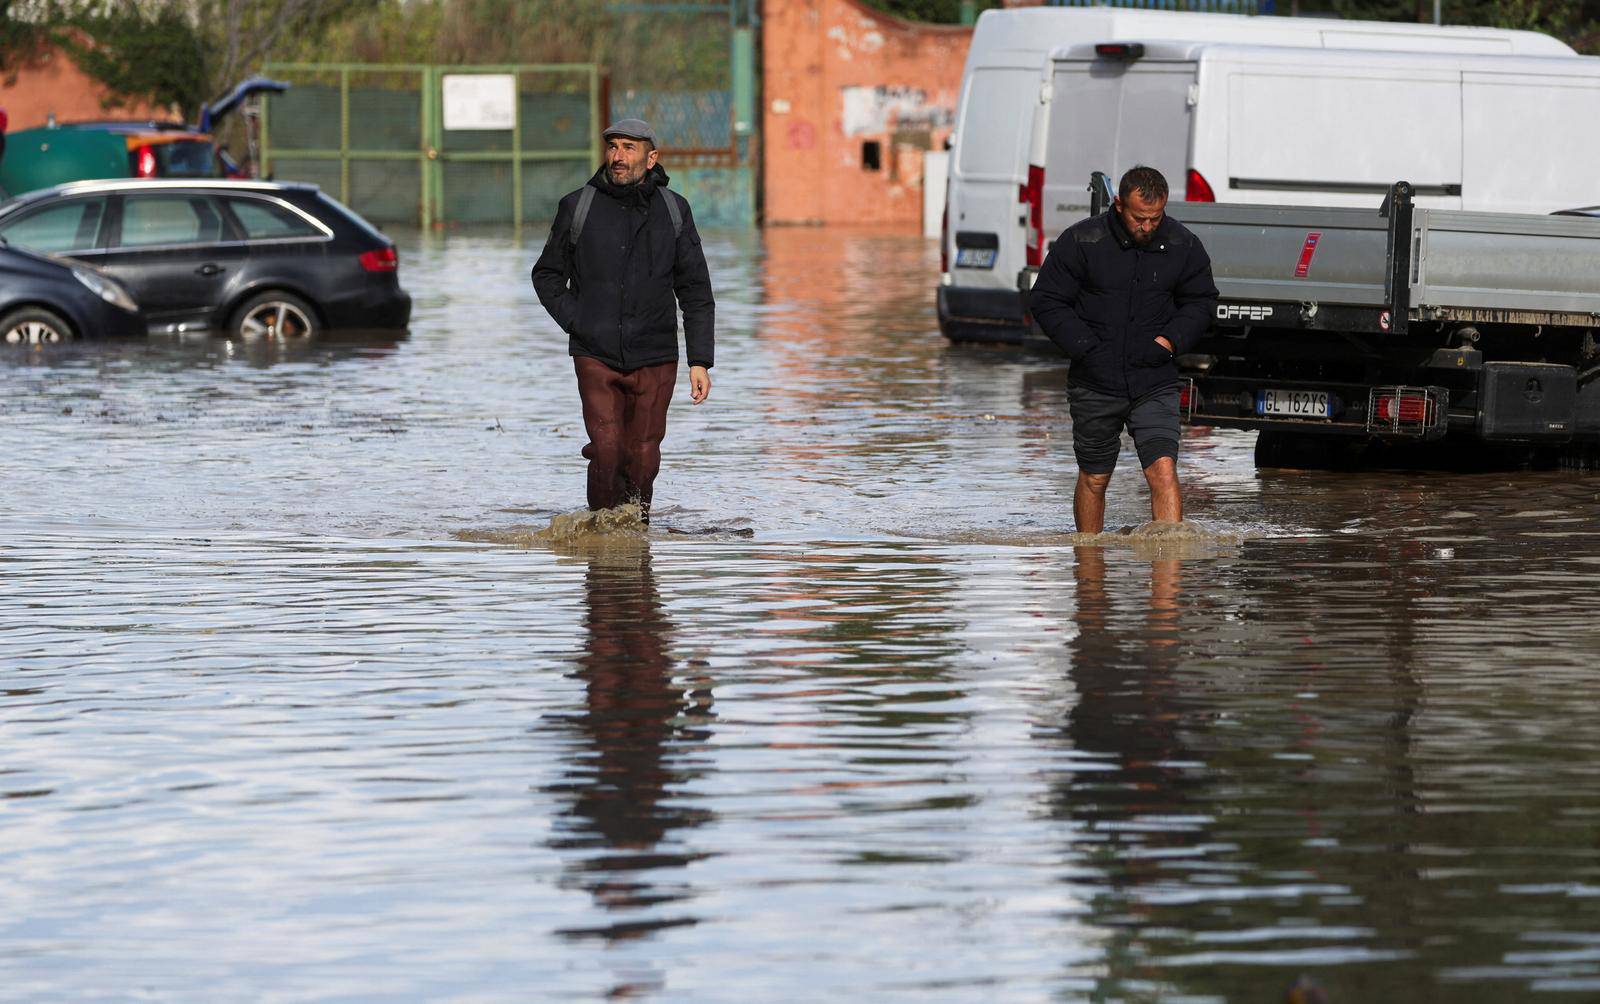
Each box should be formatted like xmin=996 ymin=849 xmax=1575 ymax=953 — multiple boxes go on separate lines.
xmin=1 ymin=44 xmax=180 ymax=132
xmin=763 ymin=0 xmax=970 ymax=227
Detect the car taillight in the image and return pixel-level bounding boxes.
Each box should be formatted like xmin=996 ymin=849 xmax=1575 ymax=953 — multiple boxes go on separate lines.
xmin=359 ymin=247 xmax=398 ymax=272
xmin=135 ymin=145 xmax=158 ymax=178
xmin=1023 ymin=164 xmax=1045 ymax=267
xmin=1185 ymin=168 xmax=1215 ymax=203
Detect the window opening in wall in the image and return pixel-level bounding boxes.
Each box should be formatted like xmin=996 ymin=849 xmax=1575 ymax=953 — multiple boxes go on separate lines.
xmin=862 ymin=140 xmax=882 ymax=171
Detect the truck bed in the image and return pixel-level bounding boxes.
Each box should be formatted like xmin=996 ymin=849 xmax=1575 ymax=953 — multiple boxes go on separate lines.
xmin=1169 ymin=183 xmax=1600 ymax=451
xmin=1178 ymin=184 xmax=1600 ymax=329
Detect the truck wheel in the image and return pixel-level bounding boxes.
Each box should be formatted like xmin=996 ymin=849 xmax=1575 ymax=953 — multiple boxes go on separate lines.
xmin=0 ymin=306 xmax=74 ymax=344
xmin=230 ymin=291 xmax=319 ymax=340
xmin=1255 ymin=431 xmax=1341 ymax=470
xmin=1254 ymin=431 xmax=1290 ymax=469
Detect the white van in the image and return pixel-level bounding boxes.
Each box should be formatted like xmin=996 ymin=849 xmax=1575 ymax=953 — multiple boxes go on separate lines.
xmin=1031 ymin=42 xmax=1600 ymax=240
xmin=938 ymin=6 xmax=1576 ymax=342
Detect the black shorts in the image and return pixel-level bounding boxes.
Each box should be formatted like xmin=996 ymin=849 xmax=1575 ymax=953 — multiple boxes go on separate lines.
xmin=1068 ymin=382 xmax=1180 ymax=475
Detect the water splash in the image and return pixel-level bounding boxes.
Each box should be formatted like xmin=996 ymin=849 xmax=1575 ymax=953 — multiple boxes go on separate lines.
xmin=456 ymin=504 xmax=648 ymax=547
xmin=907 ymin=519 xmax=1245 ymax=552
xmin=1067 ymin=519 xmax=1245 ymax=557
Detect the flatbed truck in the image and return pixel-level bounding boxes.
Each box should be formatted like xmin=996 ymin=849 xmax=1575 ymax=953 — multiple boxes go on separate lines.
xmin=1018 ymin=179 xmax=1600 ymax=467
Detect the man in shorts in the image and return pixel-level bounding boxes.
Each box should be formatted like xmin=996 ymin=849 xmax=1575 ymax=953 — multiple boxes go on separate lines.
xmin=1028 ymin=165 xmax=1218 ymax=533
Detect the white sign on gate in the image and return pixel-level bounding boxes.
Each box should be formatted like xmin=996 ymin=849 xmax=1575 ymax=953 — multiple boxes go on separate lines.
xmin=442 ymin=74 xmax=516 ymax=131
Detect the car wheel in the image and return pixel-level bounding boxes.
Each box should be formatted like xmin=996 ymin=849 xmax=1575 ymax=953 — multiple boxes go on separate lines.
xmin=230 ymin=291 xmax=319 ymax=340
xmin=0 ymin=306 xmax=74 ymax=344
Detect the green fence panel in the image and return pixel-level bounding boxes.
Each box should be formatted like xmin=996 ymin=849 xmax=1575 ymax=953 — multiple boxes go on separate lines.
xmin=669 ymin=166 xmax=753 ymax=229
xmin=270 ymin=82 xmax=343 ymax=151
xmin=261 ymin=61 xmax=760 ymax=228
xmin=521 ymin=92 xmax=592 ymax=153
xmin=269 ymin=157 xmax=342 ymax=195
xmin=351 ymin=160 xmax=423 ymax=224
xmin=520 ymin=160 xmax=596 ymax=225
xmin=348 ymin=84 xmax=423 ymax=152
xmin=443 ymin=161 xmax=515 ymax=225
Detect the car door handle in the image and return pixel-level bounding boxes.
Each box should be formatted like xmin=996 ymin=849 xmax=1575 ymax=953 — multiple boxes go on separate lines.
xmin=195 ymin=264 xmax=226 ymax=276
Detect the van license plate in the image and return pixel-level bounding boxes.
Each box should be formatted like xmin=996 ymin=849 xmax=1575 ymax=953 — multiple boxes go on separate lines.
xmin=956 ymin=248 xmax=996 ymax=269
xmin=1256 ymin=389 xmax=1331 ymax=418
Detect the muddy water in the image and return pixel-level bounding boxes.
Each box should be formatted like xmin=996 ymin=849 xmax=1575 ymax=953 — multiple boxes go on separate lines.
xmin=3 ymin=227 xmax=1600 ymax=1002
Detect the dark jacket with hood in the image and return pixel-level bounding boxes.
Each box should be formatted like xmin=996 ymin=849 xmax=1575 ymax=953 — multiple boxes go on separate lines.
xmin=532 ymin=163 xmax=715 ymax=371
xmin=1028 ymin=211 xmax=1217 ymax=399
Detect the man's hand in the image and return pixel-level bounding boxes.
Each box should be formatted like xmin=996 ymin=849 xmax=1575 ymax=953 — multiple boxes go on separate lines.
xmin=1154 ymin=335 xmax=1174 ymax=354
xmin=689 ymin=365 xmax=712 ymax=404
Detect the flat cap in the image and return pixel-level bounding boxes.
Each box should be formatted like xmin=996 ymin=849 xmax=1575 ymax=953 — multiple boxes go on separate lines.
xmin=602 ymin=118 xmax=657 ymax=145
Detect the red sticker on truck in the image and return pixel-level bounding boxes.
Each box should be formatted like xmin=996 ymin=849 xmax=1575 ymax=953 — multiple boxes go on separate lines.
xmin=1293 ymin=232 xmax=1322 ymax=278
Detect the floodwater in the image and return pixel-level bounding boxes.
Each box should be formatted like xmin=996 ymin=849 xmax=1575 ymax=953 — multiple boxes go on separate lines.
xmin=4 ymin=226 xmax=1600 ymax=1003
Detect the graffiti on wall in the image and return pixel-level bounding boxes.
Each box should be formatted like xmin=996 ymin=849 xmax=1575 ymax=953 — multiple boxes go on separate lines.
xmin=839 ymin=85 xmax=954 ymax=138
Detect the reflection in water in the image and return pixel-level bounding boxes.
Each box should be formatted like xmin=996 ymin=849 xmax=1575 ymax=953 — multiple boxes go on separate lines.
xmin=547 ymin=541 xmax=713 ymax=965
xmin=0 ymin=330 xmax=407 ymax=373
xmin=1058 ymin=547 xmax=1203 ymax=999
xmin=1051 ymin=540 xmax=1449 ymax=1000
xmin=8 ymin=229 xmax=1600 ymax=1000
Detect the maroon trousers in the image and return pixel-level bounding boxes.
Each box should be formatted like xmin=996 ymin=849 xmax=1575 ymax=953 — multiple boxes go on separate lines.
xmin=574 ymin=356 xmax=677 ymax=517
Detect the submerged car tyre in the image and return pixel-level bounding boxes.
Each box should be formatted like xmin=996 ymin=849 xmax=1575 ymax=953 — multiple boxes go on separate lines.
xmin=0 ymin=306 xmax=74 ymax=344
xmin=231 ymin=291 xmax=319 ymax=340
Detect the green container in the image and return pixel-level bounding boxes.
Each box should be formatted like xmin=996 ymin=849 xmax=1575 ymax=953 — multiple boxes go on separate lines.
xmin=0 ymin=127 xmax=131 ymax=196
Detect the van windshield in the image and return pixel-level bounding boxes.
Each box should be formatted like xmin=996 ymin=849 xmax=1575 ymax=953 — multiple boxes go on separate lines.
xmin=957 ymin=69 xmax=1033 ymax=178
xmin=1045 ymin=62 xmax=1194 ymax=213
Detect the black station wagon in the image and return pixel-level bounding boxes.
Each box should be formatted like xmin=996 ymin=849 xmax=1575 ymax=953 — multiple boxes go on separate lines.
xmin=0 ymin=180 xmax=411 ymax=339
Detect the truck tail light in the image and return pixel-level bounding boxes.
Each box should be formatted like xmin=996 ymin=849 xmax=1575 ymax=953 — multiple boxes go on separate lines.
xmin=359 ymin=247 xmax=398 ymax=272
xmin=1367 ymin=386 xmax=1444 ymax=437
xmin=135 ymin=145 xmax=158 ymax=178
xmin=1023 ymin=164 xmax=1046 ymax=267
xmin=1374 ymin=393 xmax=1430 ymax=424
xmin=1185 ymin=168 xmax=1215 ymax=203
xmin=1179 ymin=379 xmax=1200 ymax=418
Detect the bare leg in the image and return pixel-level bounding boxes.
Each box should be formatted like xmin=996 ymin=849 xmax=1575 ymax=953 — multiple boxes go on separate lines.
xmin=1074 ymin=472 xmax=1112 ymax=534
xmin=1143 ymin=456 xmax=1182 ymax=523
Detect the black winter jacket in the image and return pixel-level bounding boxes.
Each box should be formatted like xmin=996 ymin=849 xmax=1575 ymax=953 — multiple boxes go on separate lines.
xmin=532 ymin=164 xmax=715 ymax=371
xmin=1028 ymin=212 xmax=1217 ymax=399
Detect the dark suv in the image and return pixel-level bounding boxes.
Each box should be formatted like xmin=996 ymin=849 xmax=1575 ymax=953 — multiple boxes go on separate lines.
xmin=0 ymin=180 xmax=411 ymax=338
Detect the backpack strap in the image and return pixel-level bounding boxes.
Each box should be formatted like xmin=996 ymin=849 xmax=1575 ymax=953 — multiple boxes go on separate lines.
xmin=568 ymin=185 xmax=596 ymax=250
xmin=569 ymin=185 xmax=683 ymax=247
xmin=659 ymin=188 xmax=684 ymax=238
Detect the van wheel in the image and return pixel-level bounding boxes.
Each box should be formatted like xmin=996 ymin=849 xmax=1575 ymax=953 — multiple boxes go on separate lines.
xmin=231 ymin=291 xmax=318 ymax=340
xmin=0 ymin=307 xmax=74 ymax=344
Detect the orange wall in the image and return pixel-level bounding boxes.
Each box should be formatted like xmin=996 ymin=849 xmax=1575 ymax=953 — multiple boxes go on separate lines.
xmin=1 ymin=45 xmax=179 ymax=132
xmin=763 ymin=0 xmax=970 ymax=227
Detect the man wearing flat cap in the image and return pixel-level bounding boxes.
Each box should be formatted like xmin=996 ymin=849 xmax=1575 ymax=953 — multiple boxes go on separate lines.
xmin=532 ymin=118 xmax=716 ymax=523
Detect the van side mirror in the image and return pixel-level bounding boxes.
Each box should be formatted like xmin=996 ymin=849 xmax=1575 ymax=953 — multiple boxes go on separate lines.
xmin=1088 ymin=171 xmax=1114 ymax=216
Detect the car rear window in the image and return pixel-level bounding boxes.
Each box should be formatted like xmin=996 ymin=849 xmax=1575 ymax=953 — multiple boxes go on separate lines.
xmin=225 ymin=197 xmax=324 ymax=239
xmin=312 ymin=192 xmax=389 ymax=245
xmin=155 ymin=140 xmax=220 ymax=178
xmin=119 ymin=195 xmax=227 ymax=247
xmin=0 ymin=197 xmax=109 ymax=253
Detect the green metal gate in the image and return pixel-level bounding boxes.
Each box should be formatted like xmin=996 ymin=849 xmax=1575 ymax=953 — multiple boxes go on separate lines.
xmin=260 ymin=63 xmax=602 ymax=227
